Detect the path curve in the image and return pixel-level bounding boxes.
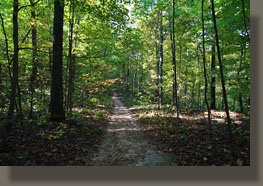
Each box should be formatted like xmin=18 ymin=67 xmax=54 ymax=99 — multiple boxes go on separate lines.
xmin=89 ymin=90 xmax=175 ymax=166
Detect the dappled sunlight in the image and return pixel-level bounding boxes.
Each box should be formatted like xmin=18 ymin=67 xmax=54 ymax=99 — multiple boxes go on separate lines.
xmin=203 ymin=110 xmax=248 ymax=125
xmin=72 ymin=108 xmax=83 ymax=113
xmin=179 ymin=114 xmax=204 ymax=121
xmin=111 ymin=114 xmax=133 ymax=120
xmin=106 ymin=127 xmax=142 ymax=133
xmin=0 ymin=0 xmax=250 ymax=167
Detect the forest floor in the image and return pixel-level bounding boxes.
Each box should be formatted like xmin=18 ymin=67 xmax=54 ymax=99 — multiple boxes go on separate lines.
xmin=130 ymin=105 xmax=250 ymax=166
xmin=0 ymin=90 xmax=250 ymax=166
xmin=0 ymin=115 xmax=108 ymax=165
xmin=0 ymin=106 xmax=111 ymax=165
xmin=0 ymin=90 xmax=175 ymax=166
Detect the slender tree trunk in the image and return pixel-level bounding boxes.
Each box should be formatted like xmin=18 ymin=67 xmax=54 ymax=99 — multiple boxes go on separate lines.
xmin=210 ymin=44 xmax=216 ymax=109
xmin=241 ymin=0 xmax=249 ymax=113
xmin=241 ymin=0 xmax=249 ymax=39
xmin=211 ymin=0 xmax=234 ymax=154
xmin=17 ymin=81 xmax=22 ymax=117
xmin=196 ymin=44 xmax=201 ymax=111
xmin=139 ymin=60 xmax=143 ymax=92
xmin=167 ymin=1 xmax=175 ymax=102
xmin=7 ymin=0 xmax=19 ymax=133
xmin=68 ymin=14 xmax=79 ymax=112
xmin=198 ymin=82 xmax=201 ymax=110
xmin=191 ymin=85 xmax=195 ymax=109
xmin=201 ymin=0 xmax=212 ymax=140
xmin=132 ymin=67 xmax=136 ymax=96
xmin=0 ymin=13 xmax=12 ymax=82
xmin=178 ymin=39 xmax=182 ymax=106
xmin=237 ymin=42 xmax=244 ymax=113
xmin=67 ymin=0 xmax=75 ymax=113
xmin=159 ymin=11 xmax=164 ymax=109
xmin=50 ymin=0 xmax=65 ymax=121
xmin=131 ymin=64 xmax=134 ymax=96
xmin=167 ymin=0 xmax=179 ymax=119
xmin=29 ymin=0 xmax=38 ymax=119
xmin=126 ymin=62 xmax=129 ymax=96
xmin=155 ymin=16 xmax=159 ymax=107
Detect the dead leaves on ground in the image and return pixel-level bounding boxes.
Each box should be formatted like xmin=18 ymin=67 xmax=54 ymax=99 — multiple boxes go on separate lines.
xmin=0 ymin=117 xmax=107 ymax=166
xmin=136 ymin=110 xmax=250 ymax=166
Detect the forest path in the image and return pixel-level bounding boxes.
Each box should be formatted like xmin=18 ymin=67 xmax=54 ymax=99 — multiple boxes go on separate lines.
xmin=88 ymin=89 xmax=175 ymax=166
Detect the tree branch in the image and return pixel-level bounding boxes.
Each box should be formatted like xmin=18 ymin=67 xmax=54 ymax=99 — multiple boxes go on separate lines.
xmin=18 ymin=0 xmax=41 ymax=12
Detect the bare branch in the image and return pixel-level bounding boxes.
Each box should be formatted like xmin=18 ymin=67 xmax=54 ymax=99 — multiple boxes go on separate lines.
xmin=18 ymin=0 xmax=41 ymax=12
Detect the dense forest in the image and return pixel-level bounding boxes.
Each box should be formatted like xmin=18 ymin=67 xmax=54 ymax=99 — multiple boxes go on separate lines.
xmin=0 ymin=0 xmax=250 ymax=166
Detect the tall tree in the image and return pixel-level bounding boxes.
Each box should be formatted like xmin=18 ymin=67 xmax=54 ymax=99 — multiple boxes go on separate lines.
xmin=201 ymin=0 xmax=212 ymax=140
xmin=50 ymin=0 xmax=65 ymax=121
xmin=0 ymin=13 xmax=12 ymax=84
xmin=237 ymin=41 xmax=244 ymax=113
xmin=29 ymin=0 xmax=38 ymax=119
xmin=155 ymin=15 xmax=160 ymax=108
xmin=167 ymin=0 xmax=179 ymax=119
xmin=66 ymin=0 xmax=75 ymax=112
xmin=158 ymin=10 xmax=164 ymax=109
xmin=7 ymin=0 xmax=19 ymax=133
xmin=210 ymin=44 xmax=216 ymax=109
xmin=210 ymin=0 xmax=233 ymax=153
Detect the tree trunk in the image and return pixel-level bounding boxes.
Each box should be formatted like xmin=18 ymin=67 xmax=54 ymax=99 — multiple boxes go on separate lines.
xmin=155 ymin=16 xmax=159 ymax=107
xmin=196 ymin=43 xmax=201 ymax=111
xmin=126 ymin=62 xmax=129 ymax=96
xmin=237 ymin=42 xmax=244 ymax=113
xmin=241 ymin=0 xmax=249 ymax=39
xmin=201 ymin=0 xmax=212 ymax=140
xmin=131 ymin=64 xmax=134 ymax=96
xmin=0 ymin=13 xmax=12 ymax=82
xmin=67 ymin=0 xmax=75 ymax=113
xmin=167 ymin=0 xmax=179 ymax=119
xmin=159 ymin=11 xmax=164 ymax=109
xmin=132 ymin=67 xmax=136 ymax=96
xmin=211 ymin=0 xmax=234 ymax=154
xmin=7 ymin=0 xmax=19 ymax=132
xmin=50 ymin=0 xmax=65 ymax=121
xmin=68 ymin=14 xmax=79 ymax=112
xmin=29 ymin=0 xmax=38 ymax=119
xmin=210 ymin=44 xmax=216 ymax=109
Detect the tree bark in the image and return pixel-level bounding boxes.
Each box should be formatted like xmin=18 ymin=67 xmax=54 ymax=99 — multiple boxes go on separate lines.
xmin=67 ymin=0 xmax=75 ymax=112
xmin=167 ymin=0 xmax=179 ymax=119
xmin=211 ymin=0 xmax=234 ymax=154
xmin=0 ymin=13 xmax=12 ymax=82
xmin=159 ymin=11 xmax=164 ymax=109
xmin=201 ymin=0 xmax=212 ymax=140
xmin=154 ymin=15 xmax=159 ymax=107
xmin=68 ymin=14 xmax=79 ymax=112
xmin=126 ymin=62 xmax=129 ymax=96
xmin=29 ymin=0 xmax=38 ymax=119
xmin=237 ymin=42 xmax=244 ymax=113
xmin=241 ymin=0 xmax=249 ymax=39
xmin=50 ymin=0 xmax=65 ymax=121
xmin=7 ymin=0 xmax=19 ymax=132
xmin=210 ymin=44 xmax=216 ymax=109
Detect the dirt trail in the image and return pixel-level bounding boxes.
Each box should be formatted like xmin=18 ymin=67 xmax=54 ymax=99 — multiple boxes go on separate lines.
xmin=89 ymin=90 xmax=176 ymax=166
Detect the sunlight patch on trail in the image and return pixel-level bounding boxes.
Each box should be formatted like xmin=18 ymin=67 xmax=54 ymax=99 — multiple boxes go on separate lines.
xmin=88 ymin=90 xmax=176 ymax=166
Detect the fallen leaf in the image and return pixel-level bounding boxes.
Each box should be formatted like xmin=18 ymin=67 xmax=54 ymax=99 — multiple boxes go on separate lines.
xmin=52 ymin=148 xmax=58 ymax=152
xmin=157 ymin=150 xmax=163 ymax=154
xmin=237 ymin=159 xmax=243 ymax=166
